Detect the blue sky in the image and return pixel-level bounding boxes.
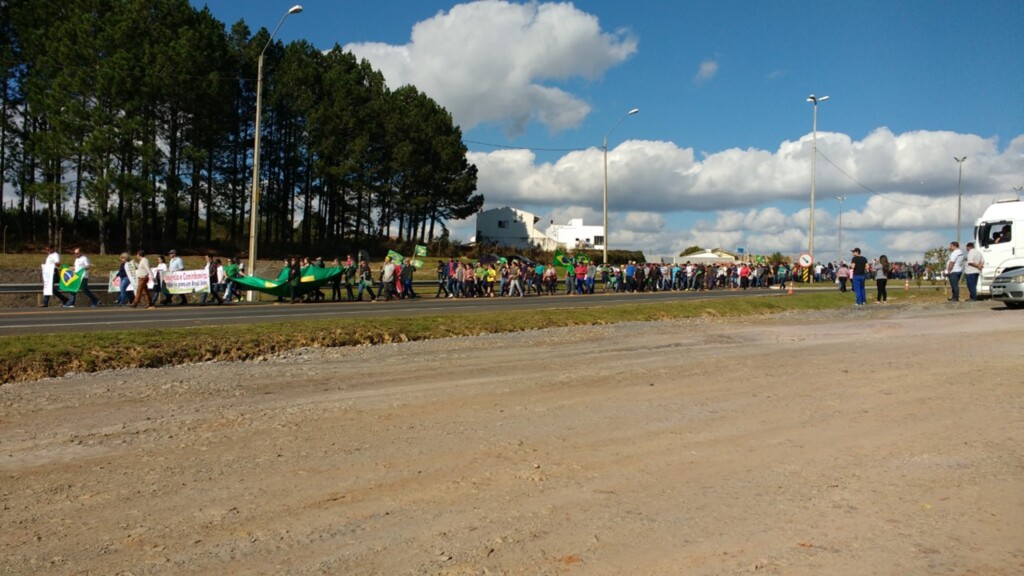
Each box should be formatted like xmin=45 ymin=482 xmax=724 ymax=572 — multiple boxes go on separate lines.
xmin=193 ymin=0 xmax=1024 ymax=262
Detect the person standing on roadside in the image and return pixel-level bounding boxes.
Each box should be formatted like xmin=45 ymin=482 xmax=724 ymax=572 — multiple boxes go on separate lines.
xmin=41 ymin=245 xmax=69 ymax=307
xmin=874 ymin=255 xmax=891 ymax=304
xmin=850 ymin=247 xmax=869 ymax=306
xmin=836 ymin=261 xmax=850 ymax=293
xmin=129 ymin=250 xmax=155 ymax=308
xmin=964 ymin=242 xmax=983 ymax=302
xmin=65 ymin=247 xmax=101 ymax=308
xmin=946 ymin=241 xmax=965 ymax=302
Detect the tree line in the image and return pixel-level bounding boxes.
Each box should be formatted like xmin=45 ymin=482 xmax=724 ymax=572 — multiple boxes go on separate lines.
xmin=0 ymin=0 xmax=482 ymax=256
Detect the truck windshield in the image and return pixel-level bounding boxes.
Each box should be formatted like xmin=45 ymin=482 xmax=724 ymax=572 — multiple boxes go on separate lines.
xmin=979 ymin=221 xmax=1012 ymax=248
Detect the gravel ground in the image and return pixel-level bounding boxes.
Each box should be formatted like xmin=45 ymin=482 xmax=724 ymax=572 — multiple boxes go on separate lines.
xmin=1 ymin=301 xmax=1022 ymax=575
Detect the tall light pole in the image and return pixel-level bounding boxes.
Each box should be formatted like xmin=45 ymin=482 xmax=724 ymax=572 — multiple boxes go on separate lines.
xmin=806 ymin=94 xmax=828 ymax=281
xmin=954 ymin=156 xmax=966 ymax=245
xmin=602 ymin=107 xmax=639 ymax=265
xmin=836 ymin=195 xmax=846 ymax=262
xmin=248 ymin=4 xmax=303 ymax=300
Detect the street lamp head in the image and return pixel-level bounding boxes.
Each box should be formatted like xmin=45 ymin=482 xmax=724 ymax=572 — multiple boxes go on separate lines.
xmin=628 ymin=108 xmax=640 ymax=115
xmin=288 ymin=5 xmax=304 ymax=14
xmin=954 ymin=156 xmax=967 ymax=162
xmin=807 ymin=94 xmax=829 ymax=104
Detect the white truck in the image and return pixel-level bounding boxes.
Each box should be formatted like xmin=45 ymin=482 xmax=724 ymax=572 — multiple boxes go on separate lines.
xmin=974 ymin=198 xmax=1024 ymax=297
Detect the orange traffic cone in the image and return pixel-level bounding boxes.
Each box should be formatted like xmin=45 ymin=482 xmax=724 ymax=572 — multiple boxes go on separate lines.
xmin=787 ymin=281 xmax=795 ymax=295
xmin=904 ymin=277 xmax=910 ymax=291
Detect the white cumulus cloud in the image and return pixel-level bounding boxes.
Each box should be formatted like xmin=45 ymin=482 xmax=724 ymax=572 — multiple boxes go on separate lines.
xmin=461 ymin=129 xmax=1024 ymax=262
xmin=345 ymin=0 xmax=637 ymax=135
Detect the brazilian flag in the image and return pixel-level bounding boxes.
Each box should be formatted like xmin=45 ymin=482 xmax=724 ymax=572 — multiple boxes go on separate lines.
xmin=231 ymin=266 xmax=342 ymax=298
xmin=414 ymin=244 xmax=428 ymax=257
xmin=58 ymin=266 xmax=83 ymax=293
xmin=553 ymin=249 xmax=574 ymax=271
xmin=387 ymin=250 xmax=405 ymax=264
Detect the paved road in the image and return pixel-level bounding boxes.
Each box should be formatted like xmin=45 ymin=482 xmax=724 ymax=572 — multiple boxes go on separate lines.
xmin=0 ymin=288 xmax=787 ymax=336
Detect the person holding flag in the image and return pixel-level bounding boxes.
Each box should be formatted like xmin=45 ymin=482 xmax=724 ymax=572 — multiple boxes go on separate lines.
xmin=41 ymin=245 xmax=69 ymax=307
xmin=63 ymin=247 xmax=101 ymax=308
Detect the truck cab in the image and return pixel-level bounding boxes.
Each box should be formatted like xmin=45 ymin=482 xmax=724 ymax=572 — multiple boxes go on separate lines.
xmin=975 ymin=198 xmax=1024 ymax=297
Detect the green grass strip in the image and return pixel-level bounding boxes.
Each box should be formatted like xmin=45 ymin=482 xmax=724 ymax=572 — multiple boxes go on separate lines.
xmin=0 ymin=290 xmax=946 ymax=384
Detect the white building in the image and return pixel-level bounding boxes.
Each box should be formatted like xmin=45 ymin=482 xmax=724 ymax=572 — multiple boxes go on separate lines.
xmin=474 ymin=207 xmax=604 ymax=251
xmin=546 ymin=218 xmax=605 ymax=251
xmin=474 ymin=207 xmax=558 ymax=251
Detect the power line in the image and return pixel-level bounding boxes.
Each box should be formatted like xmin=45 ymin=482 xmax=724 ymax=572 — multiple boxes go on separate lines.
xmin=816 ymin=149 xmax=952 ymax=207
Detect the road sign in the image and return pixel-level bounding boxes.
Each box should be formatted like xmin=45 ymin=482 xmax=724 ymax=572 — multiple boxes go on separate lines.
xmin=798 ymin=252 xmax=813 ymax=267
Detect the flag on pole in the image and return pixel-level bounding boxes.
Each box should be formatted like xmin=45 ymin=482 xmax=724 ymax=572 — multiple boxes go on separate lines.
xmin=414 ymin=244 xmax=428 ymax=257
xmin=386 ymin=250 xmax=404 ymax=264
xmin=553 ymin=249 xmax=574 ymax=271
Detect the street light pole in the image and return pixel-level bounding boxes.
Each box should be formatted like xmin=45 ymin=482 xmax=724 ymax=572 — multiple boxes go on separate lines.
xmin=836 ymin=195 xmax=846 ymax=262
xmin=602 ymin=107 xmax=639 ymax=266
xmin=954 ymin=156 xmax=966 ymax=245
xmin=247 ymin=5 xmax=303 ymax=300
xmin=806 ymin=94 xmax=828 ymax=282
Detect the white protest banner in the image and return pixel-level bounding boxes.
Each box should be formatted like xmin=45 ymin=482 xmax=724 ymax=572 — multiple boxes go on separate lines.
xmin=42 ymin=264 xmax=54 ymax=296
xmin=163 ymin=269 xmax=210 ymax=294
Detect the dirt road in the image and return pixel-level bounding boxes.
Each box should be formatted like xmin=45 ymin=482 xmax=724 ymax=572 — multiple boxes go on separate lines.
xmin=2 ymin=303 xmax=1022 ymax=575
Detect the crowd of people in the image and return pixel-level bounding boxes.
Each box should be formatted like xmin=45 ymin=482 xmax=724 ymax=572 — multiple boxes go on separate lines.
xmin=39 ymin=246 xmax=245 ymax=308
xmin=40 ymin=245 xmax=950 ymax=308
xmin=429 ymin=258 xmax=797 ymax=298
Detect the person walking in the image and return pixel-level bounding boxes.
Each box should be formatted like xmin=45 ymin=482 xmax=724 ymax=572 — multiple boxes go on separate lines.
xmin=286 ymin=257 xmax=301 ymax=304
xmin=946 ymin=241 xmax=965 ymax=302
xmin=114 ymin=253 xmax=134 ymax=306
xmin=41 ymin=245 xmax=69 ymax=307
xmin=378 ymin=256 xmax=396 ymax=301
xmin=874 ymin=255 xmax=891 ymax=303
xmin=152 ymin=255 xmax=167 ymax=302
xmin=356 ymin=258 xmax=376 ymax=302
xmin=964 ymin=242 xmax=983 ymax=301
xmin=850 ymin=248 xmax=869 ymax=306
xmin=162 ymin=249 xmax=188 ymax=305
xmin=400 ymin=260 xmax=416 ymax=299
xmin=129 ymin=250 xmax=155 ymax=308
xmin=435 ymin=260 xmax=450 ymax=298
xmin=64 ymin=247 xmax=101 ymax=307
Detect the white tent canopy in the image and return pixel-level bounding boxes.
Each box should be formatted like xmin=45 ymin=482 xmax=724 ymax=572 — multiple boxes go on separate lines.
xmin=678 ymin=249 xmax=738 ymax=265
